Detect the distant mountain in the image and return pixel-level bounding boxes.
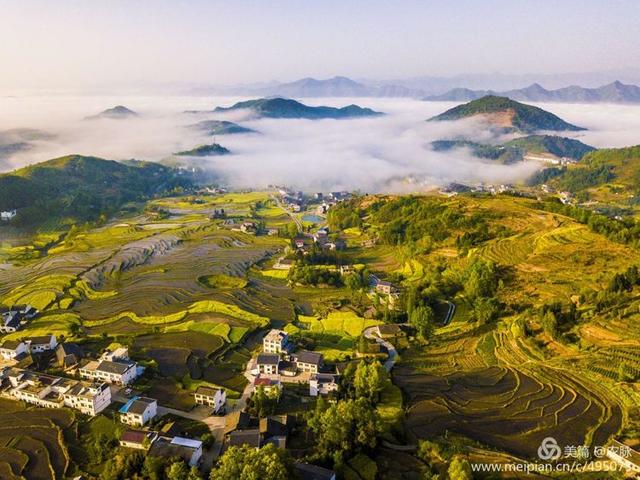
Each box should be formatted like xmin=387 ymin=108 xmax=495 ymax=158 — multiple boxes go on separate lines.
xmin=428 ymin=96 xmax=585 ymax=133
xmin=0 ymin=155 xmax=191 ymax=226
xmin=175 ymin=143 xmax=230 ymax=157
xmin=86 ymin=105 xmax=138 ymax=120
xmin=188 ymin=120 xmax=256 ymax=135
xmin=432 ymin=135 xmax=595 ymax=164
xmin=213 ymin=98 xmax=383 ymax=119
xmin=424 ymin=81 xmax=640 ymax=104
xmin=0 ymin=129 xmax=55 ymax=160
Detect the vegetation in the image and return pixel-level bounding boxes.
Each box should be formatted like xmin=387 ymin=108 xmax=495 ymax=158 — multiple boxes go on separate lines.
xmin=210 ymin=444 xmax=294 ymax=480
xmin=214 ymin=97 xmax=383 ymax=119
xmin=175 ymin=143 xmax=230 ymax=156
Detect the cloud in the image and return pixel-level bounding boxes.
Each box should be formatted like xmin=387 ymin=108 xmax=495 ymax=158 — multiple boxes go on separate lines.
xmin=1 ymin=96 xmax=637 ymax=191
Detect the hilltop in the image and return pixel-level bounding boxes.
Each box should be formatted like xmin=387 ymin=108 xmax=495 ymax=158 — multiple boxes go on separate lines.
xmin=174 ymin=143 xmax=230 ymax=157
xmin=213 ymin=97 xmax=383 ymax=119
xmin=429 ymin=95 xmax=585 ymax=133
xmin=188 ymin=120 xmax=256 ymax=135
xmin=86 ymin=105 xmax=138 ymax=120
xmin=0 ymin=155 xmax=191 ymax=226
xmin=425 ymin=81 xmax=640 ymax=104
xmin=432 ymin=135 xmax=595 ymax=164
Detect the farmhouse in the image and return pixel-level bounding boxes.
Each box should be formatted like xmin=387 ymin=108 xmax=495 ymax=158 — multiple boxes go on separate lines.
xmin=227 ymin=429 xmax=262 ymax=449
xmin=79 ymin=358 xmax=138 ymax=385
xmin=226 ymin=414 xmax=293 ymax=450
xmin=256 ymin=353 xmax=280 ymax=375
xmin=293 ymin=350 xmax=323 ymax=374
xmin=26 ymin=335 xmax=58 ymax=353
xmin=194 ymin=385 xmax=226 ymax=414
xmin=309 ymin=373 xmax=339 ymax=396
xmin=0 ymin=311 xmax=21 ymax=333
xmin=240 ymin=221 xmax=257 ymax=234
xmin=263 ymin=329 xmax=289 ymax=354
xmin=56 ymin=342 xmax=84 ymax=370
xmin=0 ymin=340 xmax=28 ymax=361
xmin=375 ymin=280 xmax=399 ymax=295
xmin=149 ymin=436 xmax=203 ymax=467
xmin=0 ymin=210 xmax=17 ymax=221
xmin=120 ymin=429 xmax=158 ymax=450
xmin=63 ymin=382 xmax=112 ymax=416
xmin=253 ymin=375 xmax=282 ymax=395
xmin=375 ymin=324 xmax=405 ymax=339
xmin=119 ymin=396 xmax=157 ymax=426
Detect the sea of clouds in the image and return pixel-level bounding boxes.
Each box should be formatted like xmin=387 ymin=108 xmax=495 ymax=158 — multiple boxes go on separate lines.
xmin=0 ymin=95 xmax=639 ymax=192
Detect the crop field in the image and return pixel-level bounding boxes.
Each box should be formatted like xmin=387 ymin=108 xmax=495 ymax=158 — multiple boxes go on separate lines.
xmin=0 ymin=400 xmax=75 ymax=480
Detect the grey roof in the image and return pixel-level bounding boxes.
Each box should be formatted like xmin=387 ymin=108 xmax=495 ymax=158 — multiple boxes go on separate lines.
xmin=257 ymin=353 xmax=280 ymax=365
xmin=149 ymin=437 xmax=197 ymax=463
xmin=127 ymin=397 xmax=156 ymax=415
xmin=195 ymin=386 xmax=221 ymax=398
xmin=228 ymin=429 xmax=262 ymax=448
xmin=295 ymin=463 xmax=336 ymax=480
xmin=97 ymin=360 xmax=134 ymax=375
xmin=295 ymin=350 xmax=323 ymax=366
xmin=28 ymin=335 xmax=54 ymax=345
xmin=311 ymin=373 xmax=338 ymax=384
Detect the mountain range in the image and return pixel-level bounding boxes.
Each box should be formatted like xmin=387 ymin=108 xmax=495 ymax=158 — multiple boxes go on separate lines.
xmin=429 ymin=96 xmax=585 ymax=133
xmin=424 ymin=81 xmax=640 ymax=104
xmin=213 ymin=98 xmax=383 ymax=119
xmin=175 ymin=143 xmax=230 ymax=157
xmin=187 ymin=120 xmax=256 ymax=135
xmin=86 ymin=105 xmax=138 ymax=120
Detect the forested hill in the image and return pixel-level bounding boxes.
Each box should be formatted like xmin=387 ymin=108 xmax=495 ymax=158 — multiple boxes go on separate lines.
xmin=429 ymin=96 xmax=585 ymax=133
xmin=0 ymin=155 xmax=192 ymax=226
xmin=213 ymin=97 xmax=383 ymax=119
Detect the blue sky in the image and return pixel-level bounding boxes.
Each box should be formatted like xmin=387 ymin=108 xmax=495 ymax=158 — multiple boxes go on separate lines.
xmin=1 ymin=0 xmax=639 ymax=89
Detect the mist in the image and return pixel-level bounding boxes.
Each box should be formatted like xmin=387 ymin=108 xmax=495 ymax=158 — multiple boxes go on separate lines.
xmin=1 ymin=95 xmax=638 ymax=192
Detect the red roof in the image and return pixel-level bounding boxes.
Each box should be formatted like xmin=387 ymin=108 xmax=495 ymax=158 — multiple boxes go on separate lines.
xmin=254 ymin=377 xmax=274 ymax=386
xmin=121 ymin=430 xmax=149 ymax=444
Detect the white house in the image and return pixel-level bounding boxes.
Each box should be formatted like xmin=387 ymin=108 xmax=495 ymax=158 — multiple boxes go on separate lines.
xmin=194 ymin=386 xmax=226 ymax=414
xmin=0 ymin=340 xmax=28 ymax=360
xmin=79 ymin=359 xmax=138 ymax=385
xmin=309 ymin=373 xmax=340 ymax=397
xmin=63 ymin=382 xmax=112 ymax=416
xmin=119 ymin=396 xmax=157 ymax=426
xmin=0 ymin=210 xmax=17 ymax=221
xmin=293 ymin=351 xmax=323 ymax=374
xmin=256 ymin=353 xmax=280 ymax=375
xmin=263 ymin=329 xmax=289 ymax=354
xmin=26 ymin=335 xmax=58 ymax=353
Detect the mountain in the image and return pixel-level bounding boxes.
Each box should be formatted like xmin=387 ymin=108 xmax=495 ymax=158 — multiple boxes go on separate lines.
xmin=213 ymin=97 xmax=383 ymax=119
xmin=86 ymin=105 xmax=138 ymax=120
xmin=188 ymin=120 xmax=256 ymax=135
xmin=431 ymin=135 xmax=594 ymax=164
xmin=424 ymin=81 xmax=640 ymax=104
xmin=428 ymin=96 xmax=585 ymax=133
xmin=175 ymin=143 xmax=230 ymax=156
xmin=0 ymin=155 xmax=192 ymax=226
xmin=0 ymin=129 xmax=54 ymax=160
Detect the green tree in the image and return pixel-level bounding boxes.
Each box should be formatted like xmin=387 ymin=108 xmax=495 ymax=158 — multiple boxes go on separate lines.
xmin=410 ymin=305 xmax=435 ymax=339
xmin=541 ymin=310 xmax=558 ymax=339
xmin=210 ymin=444 xmax=293 ymax=480
xmin=166 ymin=461 xmax=190 ymax=480
xmin=472 ymin=297 xmax=500 ymax=324
xmin=448 ymin=456 xmax=473 ymax=480
xmin=353 ymin=361 xmax=386 ymax=402
xmin=464 ymin=259 xmax=499 ymax=300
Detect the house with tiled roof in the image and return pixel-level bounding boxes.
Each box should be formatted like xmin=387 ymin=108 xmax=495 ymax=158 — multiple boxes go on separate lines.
xmin=119 ymin=396 xmax=157 ymax=426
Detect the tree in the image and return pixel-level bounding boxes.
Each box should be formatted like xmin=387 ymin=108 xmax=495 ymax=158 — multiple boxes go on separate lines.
xmin=353 ymin=361 xmax=386 ymax=402
xmin=472 ymin=297 xmax=500 ymax=324
xmin=410 ymin=305 xmax=435 ymax=339
xmin=448 ymin=456 xmax=473 ymax=480
xmin=541 ymin=310 xmax=558 ymax=339
xmin=210 ymin=444 xmax=293 ymax=480
xmin=464 ymin=259 xmax=499 ymax=300
xmin=166 ymin=461 xmax=190 ymax=480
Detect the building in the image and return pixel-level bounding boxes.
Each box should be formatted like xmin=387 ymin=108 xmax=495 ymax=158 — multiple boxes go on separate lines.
xmin=194 ymin=386 xmax=226 ymax=414
xmin=293 ymin=350 xmax=323 ymax=374
xmin=227 ymin=429 xmax=262 ymax=449
xmin=148 ymin=436 xmax=203 ymax=467
xmin=375 ymin=324 xmax=404 ymax=339
xmin=26 ymin=335 xmax=58 ymax=353
xmin=256 ymin=353 xmax=280 ymax=375
xmin=226 ymin=415 xmax=293 ymax=451
xmin=63 ymin=382 xmax=112 ymax=416
xmin=56 ymin=343 xmax=84 ymax=370
xmin=3 ymin=369 xmax=111 ymax=416
xmin=120 ymin=430 xmax=158 ymax=450
xmin=0 ymin=311 xmax=21 ymax=333
xmin=253 ymin=376 xmax=282 ymax=395
xmin=119 ymin=396 xmax=157 ymax=426
xmin=375 ymin=280 xmax=399 ymax=295
xmin=0 ymin=210 xmax=17 ymax=221
xmin=295 ymin=463 xmax=337 ymax=480
xmin=263 ymin=329 xmax=289 ymax=354
xmin=309 ymin=373 xmax=339 ymax=396
xmin=79 ymin=359 xmax=138 ymax=385
xmin=240 ymin=221 xmax=257 ymax=234
xmin=0 ymin=340 xmax=28 ymax=361
xmin=100 ymin=347 xmax=130 ymax=362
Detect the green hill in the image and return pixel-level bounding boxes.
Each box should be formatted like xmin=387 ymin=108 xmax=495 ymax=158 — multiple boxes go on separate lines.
xmin=175 ymin=143 xmax=230 ymax=156
xmin=0 ymin=155 xmax=192 ymax=226
xmin=213 ymin=97 xmax=383 ymax=119
xmin=188 ymin=120 xmax=256 ymax=135
xmin=429 ymin=95 xmax=585 ymax=133
xmin=432 ymin=135 xmax=594 ymax=164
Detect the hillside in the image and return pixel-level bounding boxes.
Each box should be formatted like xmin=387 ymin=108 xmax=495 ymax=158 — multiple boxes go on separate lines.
xmin=188 ymin=120 xmax=256 ymax=135
xmin=432 ymin=135 xmax=595 ymax=164
xmin=86 ymin=105 xmax=138 ymax=120
xmin=175 ymin=143 xmax=230 ymax=156
xmin=429 ymin=95 xmax=585 ymax=133
xmin=213 ymin=97 xmax=383 ymax=119
xmin=425 ymin=81 xmax=640 ymax=104
xmin=0 ymin=155 xmax=192 ymax=226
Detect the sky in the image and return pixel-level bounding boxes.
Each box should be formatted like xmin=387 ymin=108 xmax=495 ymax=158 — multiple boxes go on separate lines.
xmin=1 ymin=0 xmax=640 ymax=90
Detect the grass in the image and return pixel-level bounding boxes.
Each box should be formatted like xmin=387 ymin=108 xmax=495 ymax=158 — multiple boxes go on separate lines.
xmin=197 ymin=274 xmax=248 ymax=289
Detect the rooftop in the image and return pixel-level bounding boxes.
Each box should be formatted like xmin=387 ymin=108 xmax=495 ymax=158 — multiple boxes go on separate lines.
xmin=194 ymin=385 xmax=222 ymax=398
xmin=295 ymin=463 xmax=336 ymax=480
xmin=120 ymin=396 xmax=156 ymax=415
xmin=295 ymin=350 xmax=323 ymax=366
xmin=228 ymin=429 xmax=262 ymax=448
xmin=96 ymin=360 xmax=135 ymax=375
xmin=121 ymin=429 xmax=152 ymax=445
xmin=264 ymin=329 xmax=287 ymax=343
xmin=257 ymin=353 xmax=280 ymax=365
